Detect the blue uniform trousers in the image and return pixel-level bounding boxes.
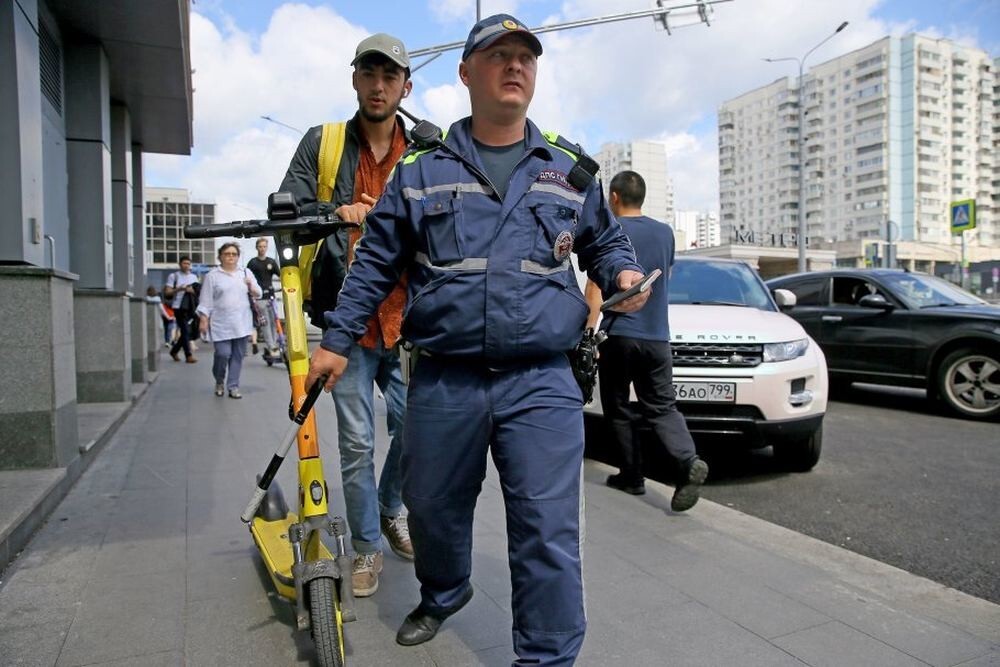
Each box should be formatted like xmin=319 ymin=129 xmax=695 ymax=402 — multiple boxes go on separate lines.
xmin=402 ymin=354 xmax=586 ymax=666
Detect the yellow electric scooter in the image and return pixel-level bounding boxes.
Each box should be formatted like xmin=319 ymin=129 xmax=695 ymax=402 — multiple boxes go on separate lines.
xmin=185 ymin=192 xmax=357 ymax=666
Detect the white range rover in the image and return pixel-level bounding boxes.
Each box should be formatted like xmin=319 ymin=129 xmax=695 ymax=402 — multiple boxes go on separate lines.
xmin=584 ymin=256 xmax=828 ymax=471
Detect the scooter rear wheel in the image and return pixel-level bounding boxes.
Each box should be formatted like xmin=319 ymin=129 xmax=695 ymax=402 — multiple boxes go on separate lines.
xmin=308 ymin=577 xmax=345 ymax=666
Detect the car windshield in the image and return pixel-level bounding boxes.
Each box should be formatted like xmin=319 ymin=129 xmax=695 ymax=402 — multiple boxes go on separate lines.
xmin=880 ymin=273 xmax=986 ymax=308
xmin=669 ymin=260 xmax=775 ymax=310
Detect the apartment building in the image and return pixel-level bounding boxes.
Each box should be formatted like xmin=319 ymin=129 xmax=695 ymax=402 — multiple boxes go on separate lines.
xmin=594 ymin=141 xmax=675 ymax=224
xmin=674 ymin=210 xmax=721 ymax=249
xmin=719 ymin=34 xmax=998 ymax=249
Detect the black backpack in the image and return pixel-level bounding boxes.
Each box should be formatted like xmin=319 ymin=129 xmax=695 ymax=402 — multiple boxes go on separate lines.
xmin=303 ymin=229 xmax=348 ymax=329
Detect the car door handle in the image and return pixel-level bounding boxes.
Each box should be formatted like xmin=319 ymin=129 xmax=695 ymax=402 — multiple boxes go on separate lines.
xmin=822 ymin=315 xmax=843 ymax=323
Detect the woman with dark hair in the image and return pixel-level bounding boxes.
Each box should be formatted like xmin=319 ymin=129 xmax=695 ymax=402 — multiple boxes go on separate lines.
xmin=196 ymin=243 xmax=261 ymax=398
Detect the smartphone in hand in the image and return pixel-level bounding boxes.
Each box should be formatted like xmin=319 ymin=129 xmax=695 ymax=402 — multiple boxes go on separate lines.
xmin=600 ymin=269 xmax=662 ymax=312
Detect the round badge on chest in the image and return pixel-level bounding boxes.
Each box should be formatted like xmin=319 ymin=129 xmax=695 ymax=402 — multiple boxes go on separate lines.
xmin=553 ymin=230 xmax=574 ymax=262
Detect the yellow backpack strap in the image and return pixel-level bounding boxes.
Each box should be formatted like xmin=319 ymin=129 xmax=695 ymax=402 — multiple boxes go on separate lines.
xmin=301 ymin=122 xmax=347 ymax=301
xmin=317 ymin=122 xmax=346 ymax=203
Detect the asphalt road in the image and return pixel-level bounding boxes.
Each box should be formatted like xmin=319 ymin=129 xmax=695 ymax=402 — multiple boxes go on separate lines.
xmin=588 ymin=385 xmax=1000 ymax=605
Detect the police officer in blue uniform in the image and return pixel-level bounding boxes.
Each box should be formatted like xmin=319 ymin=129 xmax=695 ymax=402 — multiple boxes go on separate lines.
xmin=307 ymin=14 xmax=650 ymax=666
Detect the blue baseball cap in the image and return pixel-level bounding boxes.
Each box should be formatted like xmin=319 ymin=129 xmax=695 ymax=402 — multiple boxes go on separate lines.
xmin=461 ymin=13 xmax=543 ymax=61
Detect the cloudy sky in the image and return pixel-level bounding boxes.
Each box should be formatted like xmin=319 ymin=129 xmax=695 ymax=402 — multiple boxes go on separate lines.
xmin=147 ymin=0 xmax=1000 ymax=227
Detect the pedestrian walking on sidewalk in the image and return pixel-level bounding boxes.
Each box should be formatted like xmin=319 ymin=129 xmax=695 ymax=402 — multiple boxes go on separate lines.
xmin=307 ymin=14 xmax=650 ymax=664
xmin=278 ymin=32 xmax=416 ymax=598
xmin=165 ymin=256 xmax=200 ymax=364
xmin=246 ymin=238 xmax=281 ymax=358
xmin=585 ymin=170 xmax=709 ymax=511
xmin=146 ymin=285 xmax=175 ymax=346
xmin=196 ymin=243 xmax=261 ymax=399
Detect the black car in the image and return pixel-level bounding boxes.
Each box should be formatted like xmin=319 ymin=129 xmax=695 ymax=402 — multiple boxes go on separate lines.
xmin=766 ymin=269 xmax=1000 ymax=420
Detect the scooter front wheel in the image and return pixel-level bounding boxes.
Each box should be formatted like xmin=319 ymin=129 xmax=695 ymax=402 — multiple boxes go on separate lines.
xmin=308 ymin=577 xmax=345 ymax=666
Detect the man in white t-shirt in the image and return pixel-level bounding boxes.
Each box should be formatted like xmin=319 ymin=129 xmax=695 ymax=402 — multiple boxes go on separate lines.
xmin=165 ymin=256 xmax=200 ymax=363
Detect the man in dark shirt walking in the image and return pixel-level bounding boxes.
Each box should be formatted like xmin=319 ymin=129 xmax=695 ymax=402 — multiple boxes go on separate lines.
xmin=246 ymin=238 xmax=280 ymax=357
xmin=585 ymin=170 xmax=709 ymax=511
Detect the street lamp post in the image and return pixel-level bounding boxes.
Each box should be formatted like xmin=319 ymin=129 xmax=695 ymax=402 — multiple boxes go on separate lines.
xmin=884 ymin=218 xmax=899 ymax=268
xmin=766 ymin=21 xmax=848 ymax=273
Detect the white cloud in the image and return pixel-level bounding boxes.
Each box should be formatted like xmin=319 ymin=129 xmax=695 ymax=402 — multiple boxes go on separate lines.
xmin=656 ymin=132 xmax=719 ymax=212
xmin=145 ymin=0 xmax=994 ymax=226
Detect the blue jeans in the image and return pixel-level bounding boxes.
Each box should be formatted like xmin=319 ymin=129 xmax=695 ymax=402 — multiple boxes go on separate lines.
xmin=211 ymin=336 xmax=248 ymax=390
xmin=331 ymin=339 xmax=407 ymax=554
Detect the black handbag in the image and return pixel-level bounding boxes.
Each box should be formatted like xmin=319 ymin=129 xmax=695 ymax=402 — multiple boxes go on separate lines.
xmin=246 ymin=269 xmax=266 ymax=328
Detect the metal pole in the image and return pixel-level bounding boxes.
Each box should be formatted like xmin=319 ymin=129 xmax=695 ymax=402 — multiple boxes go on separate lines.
xmin=408 ymin=0 xmax=733 ymax=59
xmin=961 ymin=231 xmax=967 ymax=289
xmin=260 ymin=115 xmax=302 ymax=134
xmin=797 ymin=57 xmax=806 ymax=273
xmin=768 ymin=21 xmax=848 ymax=274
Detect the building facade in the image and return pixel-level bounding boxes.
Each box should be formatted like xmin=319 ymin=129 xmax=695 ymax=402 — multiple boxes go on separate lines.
xmin=145 ymin=187 xmax=217 ymax=286
xmin=0 ymin=0 xmax=191 ymax=485
xmin=674 ymin=210 xmax=722 ymax=248
xmin=594 ymin=140 xmax=675 ymax=225
xmin=719 ymin=34 xmax=998 ymax=251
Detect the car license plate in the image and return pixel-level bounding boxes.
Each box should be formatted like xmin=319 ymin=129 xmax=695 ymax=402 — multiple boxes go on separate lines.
xmin=673 ymin=382 xmax=736 ymax=402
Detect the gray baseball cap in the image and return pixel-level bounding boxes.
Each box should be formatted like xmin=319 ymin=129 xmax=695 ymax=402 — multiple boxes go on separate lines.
xmin=351 ymin=33 xmax=410 ymax=70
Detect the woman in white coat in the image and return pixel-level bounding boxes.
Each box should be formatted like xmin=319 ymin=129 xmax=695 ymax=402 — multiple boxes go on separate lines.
xmin=197 ymin=242 xmax=261 ymax=398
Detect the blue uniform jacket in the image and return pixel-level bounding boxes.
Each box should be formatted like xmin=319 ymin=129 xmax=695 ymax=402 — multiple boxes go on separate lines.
xmin=321 ymin=117 xmax=641 ymax=361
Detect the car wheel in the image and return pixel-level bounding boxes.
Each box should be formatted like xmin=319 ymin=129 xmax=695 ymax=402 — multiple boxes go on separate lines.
xmin=773 ymin=424 xmax=822 ymax=472
xmin=937 ymin=348 xmax=1000 ymax=420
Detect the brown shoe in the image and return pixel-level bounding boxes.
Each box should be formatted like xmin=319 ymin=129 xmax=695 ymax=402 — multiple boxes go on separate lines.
xmin=170 ymin=351 xmax=180 ymax=362
xmin=185 ymin=356 xmax=197 ymax=363
xmin=381 ymin=513 xmax=414 ymax=560
xmin=352 ymin=551 xmax=383 ymax=597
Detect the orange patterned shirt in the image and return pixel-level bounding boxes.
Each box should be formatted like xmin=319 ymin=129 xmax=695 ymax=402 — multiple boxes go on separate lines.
xmin=350 ymin=119 xmax=408 ymax=350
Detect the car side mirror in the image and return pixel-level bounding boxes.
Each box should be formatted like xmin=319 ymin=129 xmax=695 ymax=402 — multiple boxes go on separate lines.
xmin=773 ymin=288 xmax=797 ymax=309
xmin=858 ymin=293 xmax=893 ymax=310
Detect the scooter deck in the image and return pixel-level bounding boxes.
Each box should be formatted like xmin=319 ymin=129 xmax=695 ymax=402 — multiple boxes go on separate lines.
xmin=250 ymin=512 xmax=333 ymax=601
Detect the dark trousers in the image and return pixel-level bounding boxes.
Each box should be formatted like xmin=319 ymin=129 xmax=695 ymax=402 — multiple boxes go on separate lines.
xmin=169 ymin=307 xmax=192 ymax=358
xmin=598 ymin=335 xmax=697 ymax=484
xmin=402 ymin=354 xmax=586 ymax=665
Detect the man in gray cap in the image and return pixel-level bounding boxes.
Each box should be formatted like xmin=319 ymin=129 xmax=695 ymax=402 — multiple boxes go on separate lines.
xmin=278 ymin=32 xmax=414 ymax=598
xmin=307 ymin=12 xmax=648 ymax=665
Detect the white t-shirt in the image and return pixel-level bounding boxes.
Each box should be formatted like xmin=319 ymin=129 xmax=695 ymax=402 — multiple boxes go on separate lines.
xmin=166 ymin=271 xmax=200 ymax=309
xmin=195 ymin=267 xmax=261 ymax=341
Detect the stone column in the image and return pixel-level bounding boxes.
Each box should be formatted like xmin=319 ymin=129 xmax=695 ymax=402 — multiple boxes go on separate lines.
xmin=129 ymin=297 xmax=149 ymax=384
xmin=65 ymin=42 xmax=112 ymax=289
xmin=146 ymin=300 xmax=161 ymax=373
xmin=0 ymin=0 xmax=45 ymax=267
xmin=110 ymin=104 xmax=133 ymax=294
xmin=0 ymin=267 xmax=79 ymax=469
xmin=74 ymin=290 xmax=130 ymax=402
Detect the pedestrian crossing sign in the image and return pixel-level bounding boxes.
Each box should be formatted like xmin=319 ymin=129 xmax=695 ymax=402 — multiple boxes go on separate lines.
xmin=950 ymin=200 xmax=976 ymax=233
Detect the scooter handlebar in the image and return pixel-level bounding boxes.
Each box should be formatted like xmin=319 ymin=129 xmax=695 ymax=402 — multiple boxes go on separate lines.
xmin=183 ymin=215 xmax=358 ymax=241
xmin=184 ymin=220 xmax=257 ymax=238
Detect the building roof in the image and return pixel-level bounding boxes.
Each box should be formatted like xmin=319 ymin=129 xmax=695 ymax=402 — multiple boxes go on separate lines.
xmin=47 ymin=0 xmax=193 ymax=155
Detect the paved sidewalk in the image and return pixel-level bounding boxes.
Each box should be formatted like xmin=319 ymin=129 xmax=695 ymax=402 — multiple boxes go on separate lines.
xmin=1 ymin=356 xmax=997 ymax=666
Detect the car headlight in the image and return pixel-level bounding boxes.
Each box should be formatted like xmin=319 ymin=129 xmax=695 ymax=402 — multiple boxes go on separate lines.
xmin=762 ymin=338 xmax=809 ymax=362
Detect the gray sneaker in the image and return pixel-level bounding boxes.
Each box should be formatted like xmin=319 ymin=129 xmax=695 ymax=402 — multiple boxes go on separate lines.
xmin=381 ymin=513 xmax=414 ymax=561
xmin=352 ymin=551 xmax=383 ymax=597
xmin=671 ymin=458 xmax=709 ymax=512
